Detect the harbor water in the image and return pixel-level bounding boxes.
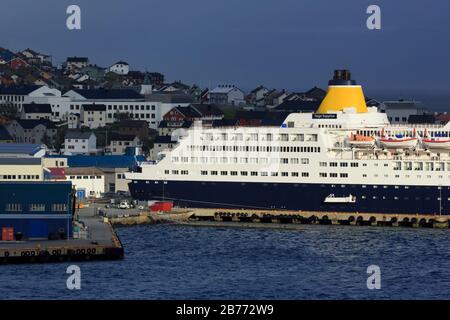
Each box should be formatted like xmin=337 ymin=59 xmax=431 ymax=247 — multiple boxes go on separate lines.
xmin=1 ymin=224 xmax=450 ymax=299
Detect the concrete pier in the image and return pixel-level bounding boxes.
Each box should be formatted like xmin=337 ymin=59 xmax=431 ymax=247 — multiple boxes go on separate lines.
xmin=0 ymin=210 xmax=124 ymax=265
xmin=188 ymin=208 xmax=450 ymax=229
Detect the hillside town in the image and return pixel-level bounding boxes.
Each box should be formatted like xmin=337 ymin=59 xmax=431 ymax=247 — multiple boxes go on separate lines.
xmin=0 ymin=45 xmax=448 ymax=200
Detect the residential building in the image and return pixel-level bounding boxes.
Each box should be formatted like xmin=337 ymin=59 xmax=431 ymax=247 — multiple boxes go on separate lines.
xmin=64 ymin=131 xmax=97 ymax=155
xmin=246 ymin=85 xmax=269 ymax=106
xmin=107 ymin=133 xmax=141 ymax=155
xmin=118 ymin=119 xmax=149 ymax=140
xmin=80 ymin=65 xmax=106 ymax=82
xmin=80 ymin=104 xmax=106 ymax=129
xmin=208 ymin=85 xmax=245 ymax=106
xmin=149 ymin=135 xmax=177 ymax=160
xmin=68 ymin=113 xmax=80 ymax=129
xmin=21 ymin=103 xmax=52 ymax=120
xmin=162 ymin=104 xmax=224 ymax=122
xmin=6 ymin=119 xmax=57 ymax=145
xmin=380 ymin=100 xmax=428 ymax=124
xmin=65 ymin=57 xmax=89 ymax=72
xmin=158 ymin=120 xmax=192 ymax=136
xmin=264 ymin=90 xmax=288 ymax=109
xmin=109 ymin=61 xmax=129 ymax=75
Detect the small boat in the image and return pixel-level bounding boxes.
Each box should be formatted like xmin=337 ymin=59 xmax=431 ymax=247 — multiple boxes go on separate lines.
xmin=324 ymin=194 xmax=356 ymax=203
xmin=379 ymin=135 xmax=418 ymax=149
xmin=347 ymin=134 xmax=375 ymax=148
xmin=422 ymin=137 xmax=450 ymax=150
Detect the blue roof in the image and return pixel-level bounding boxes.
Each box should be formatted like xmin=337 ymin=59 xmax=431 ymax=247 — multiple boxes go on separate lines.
xmin=46 ymin=155 xmax=146 ymax=168
xmin=0 ymin=143 xmax=45 ymax=155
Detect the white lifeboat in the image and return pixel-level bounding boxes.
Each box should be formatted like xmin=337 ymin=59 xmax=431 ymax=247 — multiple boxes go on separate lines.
xmin=379 ymin=135 xmax=418 ymax=149
xmin=324 ymin=194 xmax=356 ymax=203
xmin=422 ymin=137 xmax=450 ymax=150
xmin=347 ymin=134 xmax=375 ymax=148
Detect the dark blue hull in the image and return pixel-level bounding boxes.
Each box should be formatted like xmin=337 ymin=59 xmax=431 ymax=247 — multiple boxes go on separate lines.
xmin=129 ymin=180 xmax=449 ymax=215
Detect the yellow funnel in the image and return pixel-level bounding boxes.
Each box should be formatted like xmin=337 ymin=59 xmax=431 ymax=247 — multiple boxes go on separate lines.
xmin=316 ymin=70 xmax=368 ymax=114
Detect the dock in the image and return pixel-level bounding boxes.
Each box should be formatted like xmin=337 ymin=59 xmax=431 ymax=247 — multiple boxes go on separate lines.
xmin=188 ymin=208 xmax=450 ymax=228
xmin=0 ymin=211 xmax=124 ymax=265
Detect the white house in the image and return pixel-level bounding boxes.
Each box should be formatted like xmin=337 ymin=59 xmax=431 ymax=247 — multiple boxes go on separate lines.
xmin=21 ymin=103 xmax=53 ymax=120
xmin=80 ymin=104 xmax=106 ymax=129
xmin=68 ymin=113 xmax=80 ymax=129
xmin=64 ymin=131 xmax=97 ymax=155
xmin=64 ymin=167 xmax=105 ymax=199
xmin=208 ymin=85 xmax=245 ymax=106
xmin=109 ymin=61 xmax=129 ymax=75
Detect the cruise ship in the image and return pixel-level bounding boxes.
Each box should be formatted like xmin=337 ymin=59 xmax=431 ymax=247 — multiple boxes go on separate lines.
xmin=126 ymin=70 xmax=450 ymax=215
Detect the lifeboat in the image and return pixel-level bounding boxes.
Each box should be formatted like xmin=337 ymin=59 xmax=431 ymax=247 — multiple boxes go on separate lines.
xmin=379 ymin=134 xmax=418 ymax=149
xmin=324 ymin=194 xmax=356 ymax=203
xmin=347 ymin=134 xmax=375 ymax=148
xmin=422 ymin=137 xmax=450 ymax=150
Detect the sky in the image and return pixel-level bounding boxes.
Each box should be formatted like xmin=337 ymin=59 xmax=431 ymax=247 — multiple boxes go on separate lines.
xmin=1 ymin=0 xmax=450 ymax=107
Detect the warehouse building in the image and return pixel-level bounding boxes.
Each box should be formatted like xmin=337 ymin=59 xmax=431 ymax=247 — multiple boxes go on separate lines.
xmin=0 ymin=182 xmax=74 ymax=240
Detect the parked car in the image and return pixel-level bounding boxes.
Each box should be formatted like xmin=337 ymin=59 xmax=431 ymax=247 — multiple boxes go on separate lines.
xmin=119 ymin=201 xmax=130 ymax=209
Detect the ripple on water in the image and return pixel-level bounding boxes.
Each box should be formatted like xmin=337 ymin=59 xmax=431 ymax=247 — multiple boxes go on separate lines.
xmin=1 ymin=224 xmax=450 ymax=299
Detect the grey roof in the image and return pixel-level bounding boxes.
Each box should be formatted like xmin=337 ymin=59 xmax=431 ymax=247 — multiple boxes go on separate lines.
xmin=65 ymin=131 xmax=94 ymax=139
xmin=0 ymin=85 xmax=41 ymax=95
xmin=23 ymin=103 xmax=52 ymax=114
xmin=67 ymin=57 xmax=88 ymax=62
xmin=190 ymin=104 xmax=224 ymax=117
xmin=145 ymin=92 xmax=193 ymax=103
xmin=16 ymin=119 xmax=56 ymax=129
xmin=109 ymin=133 xmax=137 ymax=142
xmin=383 ymin=100 xmax=426 ymax=110
xmin=275 ymin=100 xmax=320 ymax=112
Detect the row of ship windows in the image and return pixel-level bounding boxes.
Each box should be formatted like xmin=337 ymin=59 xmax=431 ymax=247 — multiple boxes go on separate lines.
xmin=163 ymin=170 xmax=350 ymax=178
xmin=392 ymin=162 xmax=450 ymax=171
xmin=5 ymin=203 xmax=67 ymax=212
xmin=186 ymin=145 xmax=321 ymax=153
xmin=172 ymin=157 xmax=313 ymax=164
xmin=200 ymin=133 xmax=318 ymax=142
